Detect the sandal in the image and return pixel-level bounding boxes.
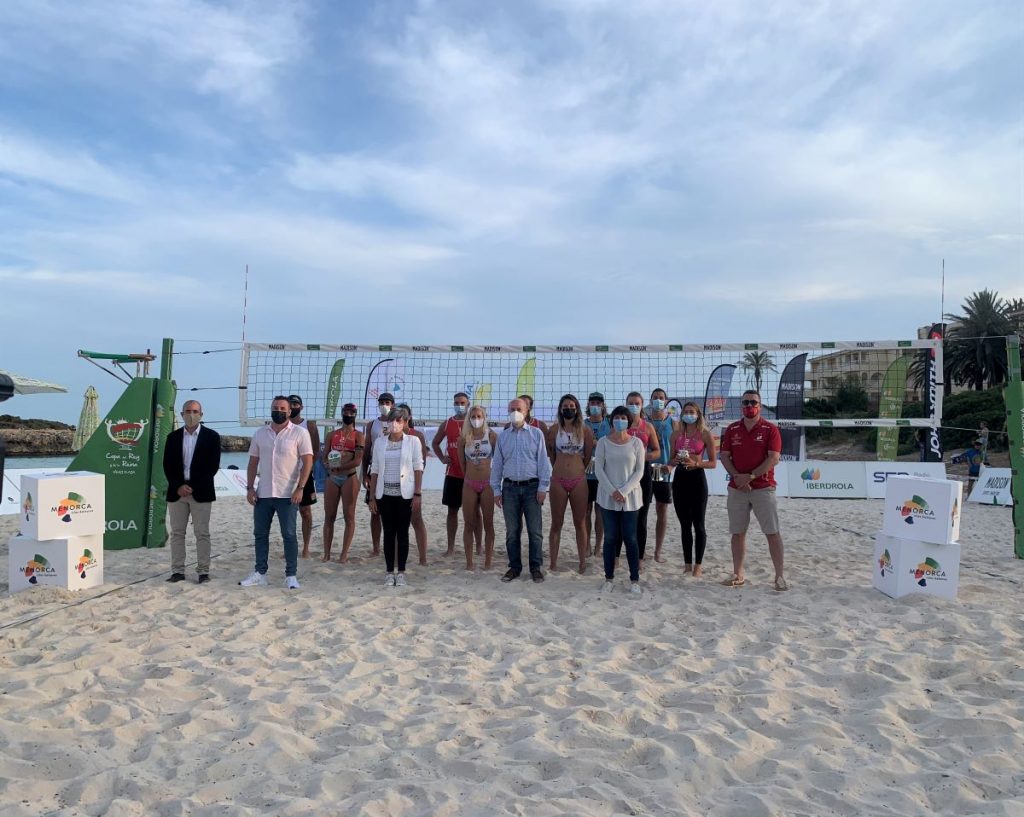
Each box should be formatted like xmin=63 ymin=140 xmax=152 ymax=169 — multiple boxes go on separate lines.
xmin=774 ymin=576 xmax=789 ymax=592
xmin=721 ymin=574 xmax=745 ymax=587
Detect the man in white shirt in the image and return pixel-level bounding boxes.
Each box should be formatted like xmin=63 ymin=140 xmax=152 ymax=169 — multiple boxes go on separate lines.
xmin=240 ymin=395 xmax=314 ymax=589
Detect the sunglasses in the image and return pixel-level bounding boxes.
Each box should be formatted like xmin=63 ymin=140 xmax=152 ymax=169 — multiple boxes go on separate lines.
xmin=741 ymin=400 xmax=760 ymax=407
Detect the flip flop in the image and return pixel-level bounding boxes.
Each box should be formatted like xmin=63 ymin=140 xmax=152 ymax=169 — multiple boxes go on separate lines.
xmin=774 ymin=576 xmax=789 ymax=592
xmin=721 ymin=574 xmax=745 ymax=587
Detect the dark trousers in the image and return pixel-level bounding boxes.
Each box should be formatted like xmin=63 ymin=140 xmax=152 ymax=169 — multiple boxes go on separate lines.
xmin=379 ymin=494 xmax=412 ymax=573
xmin=672 ymin=468 xmax=708 ymax=564
xmin=602 ymin=506 xmax=640 ymax=581
xmin=619 ymin=462 xmax=652 ymax=560
xmin=502 ymin=479 xmax=543 ymax=572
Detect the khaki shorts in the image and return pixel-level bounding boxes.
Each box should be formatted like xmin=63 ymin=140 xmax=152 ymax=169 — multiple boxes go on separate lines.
xmin=727 ymin=487 xmax=780 ymax=536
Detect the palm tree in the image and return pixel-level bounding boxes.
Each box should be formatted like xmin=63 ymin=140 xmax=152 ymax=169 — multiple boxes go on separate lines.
xmin=944 ymin=289 xmax=1012 ymax=390
xmin=738 ymin=351 xmax=777 ymax=393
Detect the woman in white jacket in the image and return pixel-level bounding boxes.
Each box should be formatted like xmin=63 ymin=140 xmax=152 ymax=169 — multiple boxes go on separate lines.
xmin=369 ymin=406 xmax=424 ymax=587
xmin=594 ymin=405 xmax=647 ymax=594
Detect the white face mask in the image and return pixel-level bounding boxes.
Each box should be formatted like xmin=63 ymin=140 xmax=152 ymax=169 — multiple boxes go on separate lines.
xmin=379 ymin=405 xmax=391 ymax=418
xmin=470 ymin=417 xmax=484 ymax=429
xmin=454 ymin=404 xmax=467 ymax=415
xmin=682 ymin=413 xmax=698 ymax=424
xmin=508 ymin=410 xmax=525 ymax=426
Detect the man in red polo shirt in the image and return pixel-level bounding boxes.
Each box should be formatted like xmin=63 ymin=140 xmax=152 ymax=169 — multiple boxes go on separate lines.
xmin=718 ymin=389 xmax=787 ymax=591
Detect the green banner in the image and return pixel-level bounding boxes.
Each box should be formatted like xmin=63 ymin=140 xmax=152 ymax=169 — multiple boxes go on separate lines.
xmin=1004 ymin=336 xmax=1023 ymax=559
xmin=68 ymin=376 xmax=177 ymax=550
xmin=876 ymin=356 xmax=909 ymax=461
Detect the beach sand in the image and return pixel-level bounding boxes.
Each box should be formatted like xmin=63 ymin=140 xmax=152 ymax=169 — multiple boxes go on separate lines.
xmin=0 ymin=494 xmax=1021 ymax=816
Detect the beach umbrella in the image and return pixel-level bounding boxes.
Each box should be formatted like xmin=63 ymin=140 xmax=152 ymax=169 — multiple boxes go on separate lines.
xmin=0 ymin=369 xmax=69 ymax=402
xmin=72 ymin=386 xmax=100 ymax=451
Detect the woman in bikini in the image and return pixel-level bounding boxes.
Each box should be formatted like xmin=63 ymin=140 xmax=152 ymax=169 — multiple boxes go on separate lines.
xmin=669 ymin=401 xmax=717 ymax=577
xmin=321 ymin=402 xmax=363 ymax=563
xmin=546 ymin=393 xmax=594 ymax=573
xmin=399 ymin=403 xmax=430 ymax=566
xmin=457 ymin=405 xmax=497 ymax=571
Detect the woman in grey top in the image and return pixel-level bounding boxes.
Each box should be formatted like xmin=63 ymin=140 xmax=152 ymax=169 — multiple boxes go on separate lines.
xmin=594 ymin=405 xmax=647 ymax=594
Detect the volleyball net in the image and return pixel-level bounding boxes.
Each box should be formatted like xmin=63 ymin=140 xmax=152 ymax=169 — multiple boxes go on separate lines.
xmin=238 ymin=339 xmax=942 ymax=431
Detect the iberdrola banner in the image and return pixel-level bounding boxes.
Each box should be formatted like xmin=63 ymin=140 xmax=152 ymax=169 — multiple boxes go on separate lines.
xmin=876 ymin=355 xmax=909 ymax=461
xmin=68 ymin=376 xmax=177 ymax=550
xmin=1003 ymin=335 xmax=1024 ymax=559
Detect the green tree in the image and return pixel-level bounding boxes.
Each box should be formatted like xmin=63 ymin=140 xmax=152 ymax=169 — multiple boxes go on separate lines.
xmin=944 ymin=289 xmax=1012 ymax=390
xmin=738 ymin=351 xmax=777 ymax=394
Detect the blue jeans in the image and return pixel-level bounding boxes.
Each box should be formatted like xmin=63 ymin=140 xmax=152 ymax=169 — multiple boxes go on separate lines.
xmin=253 ymin=497 xmax=299 ymax=577
xmin=602 ymin=506 xmax=640 ymax=582
xmin=502 ymin=480 xmax=543 ymax=572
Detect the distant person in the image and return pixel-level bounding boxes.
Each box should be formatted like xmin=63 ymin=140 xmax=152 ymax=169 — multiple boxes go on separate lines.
xmin=399 ymin=403 xmax=430 ymax=566
xmin=646 ymin=387 xmax=678 ymax=563
xmin=321 ymin=402 xmax=363 ymax=563
xmin=669 ymin=402 xmax=717 ymax=577
xmin=362 ymin=392 xmax=395 ymax=555
xmin=520 ymin=394 xmax=548 ymax=433
xmin=545 ymin=393 xmax=594 ymax=573
xmin=951 ymin=439 xmax=987 ymax=484
xmin=457 ymin=405 xmax=498 ymax=570
xmin=584 ymin=391 xmax=610 ymax=557
xmin=492 ymin=397 xmax=552 ymax=583
xmin=287 ymin=394 xmax=320 ymax=559
xmin=241 ymin=396 xmax=314 ymax=589
xmin=368 ymin=405 xmax=424 ymax=587
xmin=718 ymin=389 xmax=786 ymax=591
xmin=432 ymin=391 xmax=480 ymax=557
xmin=624 ymin=390 xmax=660 ymax=566
xmin=594 ymin=405 xmax=646 ymax=595
xmin=163 ymin=400 xmax=221 ymax=584
xmin=978 ymin=422 xmax=990 ymax=458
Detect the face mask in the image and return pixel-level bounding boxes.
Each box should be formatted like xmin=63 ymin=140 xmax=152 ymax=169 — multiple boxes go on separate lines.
xmin=289 ymin=407 xmax=301 ymax=419
xmin=613 ymin=418 xmax=629 ymax=432
xmin=454 ymin=404 xmax=467 ymax=415
xmin=470 ymin=417 xmax=484 ymax=429
xmin=379 ymin=404 xmax=390 ymax=417
xmin=589 ymin=405 xmax=601 ymax=417
xmin=341 ymin=415 xmax=355 ymax=426
xmin=508 ymin=410 xmax=525 ymax=426
xmin=182 ymin=413 xmax=200 ymax=428
xmin=742 ymin=406 xmax=760 ymax=419
xmin=682 ymin=413 xmax=697 ymax=424
xmin=561 ymin=408 xmax=577 ymax=421
xmin=271 ymin=410 xmax=288 ymax=425
xmin=627 ymin=404 xmax=641 ymax=415
xmin=651 ymin=399 xmax=664 ymax=411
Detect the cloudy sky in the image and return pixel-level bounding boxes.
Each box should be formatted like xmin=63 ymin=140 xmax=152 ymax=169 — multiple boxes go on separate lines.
xmin=1 ymin=0 xmax=1020 ymax=430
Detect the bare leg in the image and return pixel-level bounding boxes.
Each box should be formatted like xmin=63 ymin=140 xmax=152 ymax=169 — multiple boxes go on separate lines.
xmin=654 ymin=502 xmax=668 ymax=563
xmin=300 ymin=505 xmax=312 ymax=558
xmin=767 ymin=532 xmax=784 ymax=581
xmin=413 ymin=506 xmax=428 ymax=566
xmin=321 ymin=479 xmax=341 ymax=562
xmin=339 ymin=476 xmax=358 ymax=563
xmin=475 ymin=503 xmax=484 ymax=555
xmin=370 ymin=510 xmax=381 ymax=555
xmin=480 ymin=487 xmax=495 ymax=569
xmin=462 ymin=485 xmax=479 ymax=570
xmin=446 ymin=507 xmax=459 ymax=556
xmin=548 ymin=482 xmax=569 ymax=571
xmin=568 ymin=480 xmax=589 ymax=573
xmin=731 ymin=533 xmax=747 ymax=581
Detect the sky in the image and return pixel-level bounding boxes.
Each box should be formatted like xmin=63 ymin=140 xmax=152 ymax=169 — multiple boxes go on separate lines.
xmin=0 ymin=0 xmax=1021 ymax=433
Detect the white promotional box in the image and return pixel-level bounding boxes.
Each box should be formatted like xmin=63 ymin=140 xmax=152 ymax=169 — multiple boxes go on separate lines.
xmin=873 ymin=534 xmax=960 ymax=600
xmin=8 ymin=533 xmax=104 ymax=594
xmin=881 ymin=476 xmax=962 ymax=544
xmin=19 ymin=471 xmax=105 ymax=541
xmin=787 ymin=460 xmax=866 ymax=499
xmin=968 ymin=467 xmax=1015 ymax=506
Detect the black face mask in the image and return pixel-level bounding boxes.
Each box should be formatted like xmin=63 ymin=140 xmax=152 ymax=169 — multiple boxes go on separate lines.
xmin=289 ymin=407 xmax=301 ymax=419
xmin=341 ymin=415 xmax=355 ymax=426
xmin=561 ymin=408 xmax=577 ymax=420
xmin=271 ymin=410 xmax=288 ymax=424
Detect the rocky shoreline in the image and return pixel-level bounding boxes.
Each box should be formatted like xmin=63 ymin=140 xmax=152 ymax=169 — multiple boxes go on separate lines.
xmin=0 ymin=428 xmax=251 ymax=456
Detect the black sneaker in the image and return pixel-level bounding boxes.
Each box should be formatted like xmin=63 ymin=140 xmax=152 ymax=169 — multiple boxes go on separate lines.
xmin=197 ymin=574 xmax=210 ymax=584
xmin=165 ymin=573 xmax=186 ymax=583
xmin=501 ymin=568 xmax=520 ymax=583
xmin=530 ymin=569 xmax=545 ymax=583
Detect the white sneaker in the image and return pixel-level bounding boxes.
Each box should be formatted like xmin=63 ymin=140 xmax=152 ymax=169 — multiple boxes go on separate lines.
xmin=395 ymin=573 xmax=407 ymax=587
xmin=630 ymin=582 xmax=642 ymax=596
xmin=384 ymin=573 xmax=396 ymax=587
xmin=286 ymin=576 xmax=300 ymax=590
xmin=601 ymin=579 xmax=614 ymax=593
xmin=239 ymin=572 xmax=267 ymax=587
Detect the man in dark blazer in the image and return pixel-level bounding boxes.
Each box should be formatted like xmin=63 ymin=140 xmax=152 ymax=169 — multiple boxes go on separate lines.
xmin=163 ymin=400 xmax=221 ymax=583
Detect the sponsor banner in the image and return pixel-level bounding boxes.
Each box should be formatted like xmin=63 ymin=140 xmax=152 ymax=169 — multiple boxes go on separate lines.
xmin=708 ymin=464 xmax=789 ymax=497
xmin=8 ymin=532 xmax=104 ymax=594
xmin=876 ymin=355 xmax=909 ymax=461
xmin=787 ymin=460 xmax=866 ymax=499
xmin=776 ymin=354 xmax=807 ymax=460
xmin=865 ymin=462 xmax=947 ymax=499
xmin=703 ymin=364 xmax=737 ymax=427
xmin=19 ymin=471 xmax=105 ymax=540
xmin=881 ymin=475 xmax=962 ymax=545
xmin=922 ymin=324 xmax=944 ymax=462
xmin=873 ymin=534 xmax=960 ymax=600
xmin=968 ymin=467 xmax=1014 ymax=506
xmin=1002 ymin=336 xmax=1023 ymax=557
xmin=145 ymin=378 xmax=175 ymax=549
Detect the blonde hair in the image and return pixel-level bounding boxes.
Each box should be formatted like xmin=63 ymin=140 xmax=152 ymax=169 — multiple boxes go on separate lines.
xmin=461 ymin=405 xmax=489 ymax=445
xmin=681 ymin=402 xmax=708 ymax=437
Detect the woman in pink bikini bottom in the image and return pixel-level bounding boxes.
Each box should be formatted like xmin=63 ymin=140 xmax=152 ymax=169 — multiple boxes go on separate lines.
xmin=457 ymin=406 xmax=497 ymax=570
xmin=546 ymin=394 xmax=595 ymax=574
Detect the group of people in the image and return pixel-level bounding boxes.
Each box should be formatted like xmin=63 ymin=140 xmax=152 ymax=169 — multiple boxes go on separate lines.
xmin=162 ymin=388 xmax=788 ymax=593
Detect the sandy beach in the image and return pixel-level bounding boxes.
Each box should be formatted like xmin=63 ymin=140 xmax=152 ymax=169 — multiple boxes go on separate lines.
xmin=0 ymin=493 xmax=1021 ymax=816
